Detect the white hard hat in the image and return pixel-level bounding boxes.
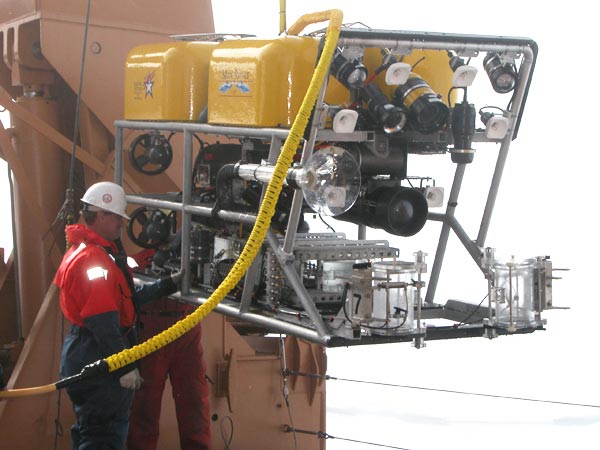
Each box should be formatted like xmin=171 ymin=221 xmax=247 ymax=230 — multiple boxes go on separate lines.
xmin=81 ymin=182 xmax=130 ymax=219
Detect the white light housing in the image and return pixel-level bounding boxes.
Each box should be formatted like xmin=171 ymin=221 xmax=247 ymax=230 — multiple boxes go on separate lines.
xmin=385 ymin=62 xmax=411 ymax=86
xmin=332 ymin=109 xmax=359 ymax=134
xmin=485 ymin=116 xmax=510 ymax=139
xmin=452 ymin=65 xmax=478 ymax=87
xmin=424 ymin=186 xmax=444 ymax=208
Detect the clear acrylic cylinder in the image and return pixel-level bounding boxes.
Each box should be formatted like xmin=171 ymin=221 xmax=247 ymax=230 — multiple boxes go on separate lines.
xmin=492 ymin=258 xmax=536 ymax=328
xmin=369 ymin=261 xmax=416 ymax=335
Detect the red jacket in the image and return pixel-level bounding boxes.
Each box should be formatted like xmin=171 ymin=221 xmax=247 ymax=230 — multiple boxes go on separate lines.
xmin=54 ymin=224 xmax=136 ymax=327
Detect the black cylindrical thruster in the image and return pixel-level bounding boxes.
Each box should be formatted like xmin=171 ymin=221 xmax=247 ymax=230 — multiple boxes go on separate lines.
xmin=337 ymin=186 xmax=428 ymax=236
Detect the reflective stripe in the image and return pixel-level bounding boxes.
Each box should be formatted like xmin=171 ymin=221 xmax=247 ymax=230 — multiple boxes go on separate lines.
xmin=87 ymin=266 xmax=108 ymax=281
xmin=65 ymin=243 xmax=87 ymax=265
xmin=127 ymin=256 xmax=139 ymax=269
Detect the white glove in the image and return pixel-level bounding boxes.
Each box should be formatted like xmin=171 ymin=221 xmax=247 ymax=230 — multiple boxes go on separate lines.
xmin=119 ymin=368 xmax=143 ymax=390
xmin=170 ymin=269 xmax=185 ymax=286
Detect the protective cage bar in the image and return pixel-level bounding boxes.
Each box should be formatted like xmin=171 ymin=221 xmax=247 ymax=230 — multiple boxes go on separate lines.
xmin=114 ymin=30 xmax=543 ymax=347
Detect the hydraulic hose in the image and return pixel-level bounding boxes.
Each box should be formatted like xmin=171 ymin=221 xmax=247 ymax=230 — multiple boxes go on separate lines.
xmin=279 ymin=0 xmax=287 ymax=35
xmin=0 ymin=9 xmax=343 ymax=398
xmin=0 ymin=383 xmax=57 ymax=398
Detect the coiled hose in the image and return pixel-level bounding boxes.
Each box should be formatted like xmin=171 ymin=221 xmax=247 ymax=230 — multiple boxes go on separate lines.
xmin=0 ymin=9 xmax=343 ymax=398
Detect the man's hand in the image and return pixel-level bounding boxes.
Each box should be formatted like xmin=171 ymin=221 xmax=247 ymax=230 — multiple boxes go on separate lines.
xmin=170 ymin=269 xmax=185 ymax=287
xmin=119 ymin=368 xmax=143 ymax=390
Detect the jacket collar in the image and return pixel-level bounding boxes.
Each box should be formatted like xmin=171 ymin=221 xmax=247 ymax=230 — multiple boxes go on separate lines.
xmin=65 ymin=224 xmax=118 ymax=254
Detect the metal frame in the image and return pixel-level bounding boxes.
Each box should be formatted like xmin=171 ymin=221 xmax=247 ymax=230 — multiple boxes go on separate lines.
xmin=114 ymin=29 xmax=542 ymax=347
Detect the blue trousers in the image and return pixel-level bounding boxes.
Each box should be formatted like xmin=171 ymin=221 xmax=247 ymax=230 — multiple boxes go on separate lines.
xmin=61 ymin=326 xmax=134 ymax=450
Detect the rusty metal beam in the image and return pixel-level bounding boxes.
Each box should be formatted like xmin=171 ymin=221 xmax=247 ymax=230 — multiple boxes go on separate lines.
xmin=0 ymin=86 xmax=142 ymax=192
xmin=0 ymin=121 xmax=56 ymax=239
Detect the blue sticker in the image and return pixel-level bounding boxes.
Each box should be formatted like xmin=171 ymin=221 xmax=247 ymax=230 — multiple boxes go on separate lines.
xmin=235 ymin=82 xmax=250 ymax=93
xmin=219 ymin=82 xmax=233 ymax=93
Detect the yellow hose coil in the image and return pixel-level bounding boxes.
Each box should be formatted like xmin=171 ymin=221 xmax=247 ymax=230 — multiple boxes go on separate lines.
xmin=104 ymin=9 xmax=344 ymax=373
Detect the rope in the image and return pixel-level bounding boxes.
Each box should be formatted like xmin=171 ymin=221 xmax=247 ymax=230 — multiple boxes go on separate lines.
xmin=219 ymin=416 xmax=234 ymax=450
xmin=43 ymin=0 xmax=92 ymax=255
xmin=279 ymin=336 xmax=297 ymax=450
xmin=284 ymin=426 xmax=411 ymax=450
xmin=51 ymin=1 xmax=93 ymax=443
xmin=68 ymin=0 xmax=92 ymax=193
xmin=285 ymin=370 xmax=600 ymax=409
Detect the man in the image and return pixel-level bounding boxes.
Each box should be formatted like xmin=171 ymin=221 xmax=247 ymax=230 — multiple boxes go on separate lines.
xmin=127 ymin=248 xmax=211 ymax=450
xmin=54 ymin=181 xmax=181 ymax=450
xmin=127 ymin=297 xmax=211 ymax=450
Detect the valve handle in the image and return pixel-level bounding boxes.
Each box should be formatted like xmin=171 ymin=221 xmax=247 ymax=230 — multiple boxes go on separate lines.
xmin=129 ymin=133 xmax=173 ymax=175
xmin=126 ymin=207 xmax=173 ymax=249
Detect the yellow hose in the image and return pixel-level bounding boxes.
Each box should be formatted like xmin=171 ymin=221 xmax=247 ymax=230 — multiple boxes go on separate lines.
xmin=0 ymin=10 xmax=343 ymax=399
xmin=0 ymin=384 xmax=56 ymax=399
xmin=279 ymin=0 xmax=287 ymax=35
xmin=287 ymin=10 xmax=341 ymax=36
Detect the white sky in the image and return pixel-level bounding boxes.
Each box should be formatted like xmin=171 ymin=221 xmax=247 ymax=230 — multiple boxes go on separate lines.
xmin=0 ymin=1 xmax=598 ymax=449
